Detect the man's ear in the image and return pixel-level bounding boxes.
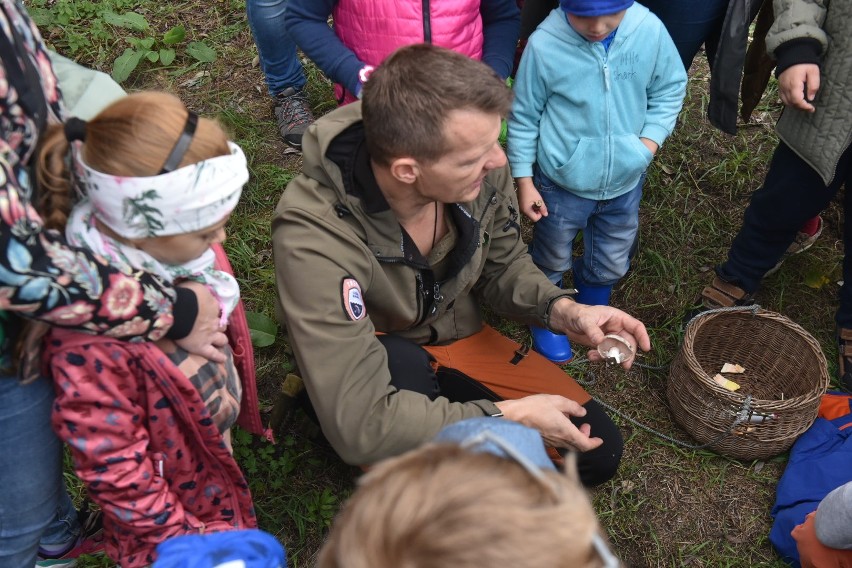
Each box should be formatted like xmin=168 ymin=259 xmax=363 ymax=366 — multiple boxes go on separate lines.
xmin=389 ymin=157 xmax=419 ymax=185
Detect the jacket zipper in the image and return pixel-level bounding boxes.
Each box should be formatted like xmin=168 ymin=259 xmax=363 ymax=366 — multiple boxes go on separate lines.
xmin=478 ymin=185 xmax=499 ymax=225
xmin=601 ymin=44 xmax=612 ymax=195
xmin=373 ymin=254 xmax=431 ymax=328
xmin=422 ymin=0 xmax=432 ymax=42
xmin=415 ymin=273 xmax=425 ymax=326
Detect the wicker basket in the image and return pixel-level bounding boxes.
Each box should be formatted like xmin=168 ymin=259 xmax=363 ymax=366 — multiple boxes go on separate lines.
xmin=667 ymin=307 xmax=829 ymax=460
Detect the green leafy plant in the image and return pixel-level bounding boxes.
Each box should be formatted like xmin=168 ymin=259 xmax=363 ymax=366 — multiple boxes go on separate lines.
xmin=245 ymin=311 xmax=279 ymax=348
xmin=28 ymin=0 xmax=216 ymax=84
xmin=111 ymin=20 xmax=217 ymax=83
xmin=28 ymin=0 xmax=140 ymax=57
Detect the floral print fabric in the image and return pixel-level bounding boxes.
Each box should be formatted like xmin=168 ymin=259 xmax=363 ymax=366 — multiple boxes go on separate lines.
xmin=66 ymin=201 xmax=240 ymax=326
xmin=0 ymin=0 xmax=178 ymax=367
xmin=76 ymin=141 xmax=247 ymax=239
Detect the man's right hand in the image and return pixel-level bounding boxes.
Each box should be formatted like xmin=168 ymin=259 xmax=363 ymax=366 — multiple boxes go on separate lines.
xmin=494 ymin=394 xmax=603 ymax=451
xmin=174 ymin=281 xmax=228 ymax=363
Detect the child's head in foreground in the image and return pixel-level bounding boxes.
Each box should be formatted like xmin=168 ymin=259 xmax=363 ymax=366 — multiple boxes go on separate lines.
xmin=317 ymin=418 xmax=621 ymax=568
xmin=38 ymin=91 xmax=247 ymax=265
xmin=559 ymin=0 xmax=634 ymax=43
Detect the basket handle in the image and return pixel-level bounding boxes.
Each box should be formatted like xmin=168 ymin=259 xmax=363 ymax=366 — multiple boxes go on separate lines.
xmin=684 ymin=304 xmax=761 ymax=332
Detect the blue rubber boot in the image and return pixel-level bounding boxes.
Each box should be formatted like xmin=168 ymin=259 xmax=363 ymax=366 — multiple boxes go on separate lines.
xmin=529 ymin=325 xmax=572 ymax=364
xmin=574 ymin=279 xmax=613 ymax=306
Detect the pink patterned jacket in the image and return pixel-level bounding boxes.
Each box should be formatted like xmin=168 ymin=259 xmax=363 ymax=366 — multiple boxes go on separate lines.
xmin=46 ymin=247 xmax=264 ymax=567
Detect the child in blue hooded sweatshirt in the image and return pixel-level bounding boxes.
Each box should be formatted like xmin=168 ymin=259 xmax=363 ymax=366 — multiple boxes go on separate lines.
xmin=507 ymin=0 xmax=686 ymax=363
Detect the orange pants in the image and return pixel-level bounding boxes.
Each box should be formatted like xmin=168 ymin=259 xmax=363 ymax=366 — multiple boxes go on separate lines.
xmin=793 ymin=512 xmax=852 ymax=568
xmin=423 ymin=324 xmax=591 ymax=405
xmin=371 ymin=325 xmax=621 ymax=484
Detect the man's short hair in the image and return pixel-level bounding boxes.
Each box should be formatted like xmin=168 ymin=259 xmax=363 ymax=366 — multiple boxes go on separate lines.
xmin=361 ymin=44 xmax=513 ymax=166
xmin=316 ymin=443 xmax=608 ymax=568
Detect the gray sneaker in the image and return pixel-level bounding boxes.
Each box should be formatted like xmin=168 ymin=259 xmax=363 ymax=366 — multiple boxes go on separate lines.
xmin=764 ymin=215 xmax=824 ymax=277
xmin=273 ymin=87 xmax=314 ymax=149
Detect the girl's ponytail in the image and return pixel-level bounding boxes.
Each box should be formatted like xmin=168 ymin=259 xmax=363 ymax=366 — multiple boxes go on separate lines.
xmin=35 ymin=124 xmax=74 ymax=231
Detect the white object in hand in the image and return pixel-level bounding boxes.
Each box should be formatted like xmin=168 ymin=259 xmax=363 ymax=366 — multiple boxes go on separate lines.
xmin=596 ymin=334 xmax=635 ymax=364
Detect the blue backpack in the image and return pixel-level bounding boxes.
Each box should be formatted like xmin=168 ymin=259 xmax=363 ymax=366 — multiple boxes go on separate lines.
xmin=770 ymin=392 xmax=852 ymax=566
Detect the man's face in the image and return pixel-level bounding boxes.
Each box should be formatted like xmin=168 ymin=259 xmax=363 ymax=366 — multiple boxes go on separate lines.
xmin=566 ymin=10 xmax=626 ymax=43
xmin=414 ymin=109 xmax=507 ymax=204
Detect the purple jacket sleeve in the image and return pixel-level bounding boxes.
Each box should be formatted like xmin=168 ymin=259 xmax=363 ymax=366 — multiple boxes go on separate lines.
xmin=286 ymin=0 xmax=364 ymax=96
xmin=481 ymin=0 xmax=521 ymax=79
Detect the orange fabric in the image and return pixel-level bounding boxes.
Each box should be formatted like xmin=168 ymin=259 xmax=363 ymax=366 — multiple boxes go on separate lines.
xmin=819 ymin=393 xmax=852 ymax=421
xmin=794 ymin=512 xmax=852 ymax=568
xmin=423 ymin=324 xmax=591 ymax=405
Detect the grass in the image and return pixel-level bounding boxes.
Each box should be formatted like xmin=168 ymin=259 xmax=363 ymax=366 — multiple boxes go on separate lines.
xmin=37 ymin=2 xmax=846 ymax=567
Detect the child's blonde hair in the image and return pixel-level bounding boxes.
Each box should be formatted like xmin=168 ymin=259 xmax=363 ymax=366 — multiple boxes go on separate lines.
xmin=317 ymin=443 xmax=610 ymax=568
xmin=36 ymin=91 xmax=230 ymax=230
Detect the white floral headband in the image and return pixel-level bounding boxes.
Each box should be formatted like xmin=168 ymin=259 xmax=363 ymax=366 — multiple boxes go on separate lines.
xmin=69 ymin=115 xmax=248 ymax=239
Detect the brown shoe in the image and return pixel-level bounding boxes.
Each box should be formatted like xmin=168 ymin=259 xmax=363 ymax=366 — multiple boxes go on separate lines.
xmin=700 ymin=276 xmax=754 ymax=308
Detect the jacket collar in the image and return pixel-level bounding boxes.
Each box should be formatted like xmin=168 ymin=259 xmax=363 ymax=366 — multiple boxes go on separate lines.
xmin=324 ymin=121 xmax=485 ymax=281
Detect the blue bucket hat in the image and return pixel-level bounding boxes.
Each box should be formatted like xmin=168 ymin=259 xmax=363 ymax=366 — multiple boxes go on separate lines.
xmin=434 ymin=417 xmax=556 ymax=473
xmin=559 ymin=0 xmax=634 ymax=16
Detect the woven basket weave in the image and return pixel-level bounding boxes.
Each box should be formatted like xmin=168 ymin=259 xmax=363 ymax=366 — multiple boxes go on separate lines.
xmin=667 ymin=307 xmax=829 ymax=460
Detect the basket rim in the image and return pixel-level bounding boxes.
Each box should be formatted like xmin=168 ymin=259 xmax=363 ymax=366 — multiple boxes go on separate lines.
xmin=679 ymin=307 xmax=830 ymax=406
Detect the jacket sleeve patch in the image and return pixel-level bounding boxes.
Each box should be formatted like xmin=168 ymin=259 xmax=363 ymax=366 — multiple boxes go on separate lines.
xmin=341 ymin=277 xmax=366 ymax=321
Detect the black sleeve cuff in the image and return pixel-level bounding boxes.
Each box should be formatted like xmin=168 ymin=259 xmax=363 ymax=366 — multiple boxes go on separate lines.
xmin=165 ymin=287 xmax=198 ymax=340
xmin=774 ymin=38 xmax=823 ymax=77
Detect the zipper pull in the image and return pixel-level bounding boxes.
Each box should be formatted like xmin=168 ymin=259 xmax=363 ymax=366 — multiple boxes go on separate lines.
xmin=433 ymin=283 xmax=444 ymax=305
xmin=152 ymin=452 xmax=165 ymax=477
xmin=604 ymin=62 xmax=610 ymax=91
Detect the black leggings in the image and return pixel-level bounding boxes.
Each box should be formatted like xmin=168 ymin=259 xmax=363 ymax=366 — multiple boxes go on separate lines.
xmin=378 ymin=334 xmax=623 ymax=487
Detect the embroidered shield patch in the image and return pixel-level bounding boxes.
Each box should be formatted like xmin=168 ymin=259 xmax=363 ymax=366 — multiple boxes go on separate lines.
xmin=342 ymin=277 xmax=366 ymax=321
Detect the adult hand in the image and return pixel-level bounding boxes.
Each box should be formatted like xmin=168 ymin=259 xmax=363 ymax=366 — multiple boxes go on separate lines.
xmin=778 ymin=64 xmax=820 ymax=113
xmin=174 ymin=281 xmax=228 ymax=363
xmin=516 ymin=177 xmax=548 ymax=222
xmin=548 ymin=297 xmax=651 ymax=369
xmin=495 ymin=394 xmax=603 ymax=451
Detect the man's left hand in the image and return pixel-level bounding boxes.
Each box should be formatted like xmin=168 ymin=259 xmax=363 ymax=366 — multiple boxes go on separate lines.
xmin=548 ymin=297 xmax=651 ymax=369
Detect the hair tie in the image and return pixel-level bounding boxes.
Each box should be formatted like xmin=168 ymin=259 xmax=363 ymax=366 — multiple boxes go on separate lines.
xmin=63 ymin=117 xmax=87 ymax=142
xmin=159 ymin=111 xmax=198 ymax=174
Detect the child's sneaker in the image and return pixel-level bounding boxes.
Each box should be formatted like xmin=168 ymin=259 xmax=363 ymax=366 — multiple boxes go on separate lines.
xmin=36 ymin=509 xmax=105 ymax=567
xmin=765 ymin=215 xmax=823 ymax=276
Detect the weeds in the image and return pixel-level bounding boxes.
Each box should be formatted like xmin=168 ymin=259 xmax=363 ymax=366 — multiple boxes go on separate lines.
xmin=29 ymin=0 xmax=216 ymax=83
xmin=41 ymin=2 xmax=846 ymax=565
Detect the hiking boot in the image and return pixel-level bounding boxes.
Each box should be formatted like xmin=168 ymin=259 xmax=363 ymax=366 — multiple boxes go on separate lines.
xmin=36 ymin=509 xmax=105 ymax=567
xmin=765 ymin=215 xmax=824 ymax=277
xmin=273 ymin=87 xmax=314 ymax=150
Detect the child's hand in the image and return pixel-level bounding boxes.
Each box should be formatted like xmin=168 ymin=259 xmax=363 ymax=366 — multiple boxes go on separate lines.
xmin=640 ymin=137 xmax=658 ymax=156
xmin=778 ymin=63 xmax=820 ymax=113
xmin=516 ymin=177 xmax=548 ymax=221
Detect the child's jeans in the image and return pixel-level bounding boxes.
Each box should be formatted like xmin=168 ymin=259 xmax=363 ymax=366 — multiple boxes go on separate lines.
xmin=529 ymin=165 xmax=644 ymax=288
xmin=0 ymin=375 xmax=79 ymax=565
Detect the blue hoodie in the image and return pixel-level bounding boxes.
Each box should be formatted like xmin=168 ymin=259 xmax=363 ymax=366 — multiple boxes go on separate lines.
xmin=507 ymin=5 xmax=686 ymax=200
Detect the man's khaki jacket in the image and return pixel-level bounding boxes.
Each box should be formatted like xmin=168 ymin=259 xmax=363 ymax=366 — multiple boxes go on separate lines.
xmin=272 ymin=103 xmax=569 ymax=464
